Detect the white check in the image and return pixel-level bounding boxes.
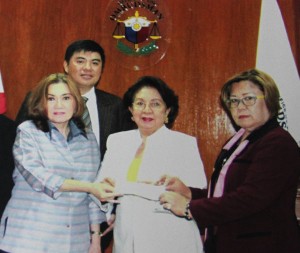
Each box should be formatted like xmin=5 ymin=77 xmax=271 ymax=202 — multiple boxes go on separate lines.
xmin=116 ymin=182 xmax=166 ymax=201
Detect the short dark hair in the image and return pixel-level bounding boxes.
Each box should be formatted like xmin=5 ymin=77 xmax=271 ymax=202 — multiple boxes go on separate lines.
xmin=64 ymin=40 xmax=106 ymax=70
xmin=123 ymin=76 xmax=179 ymax=128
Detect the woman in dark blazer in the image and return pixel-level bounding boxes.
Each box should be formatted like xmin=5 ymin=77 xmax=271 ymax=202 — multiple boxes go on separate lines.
xmin=159 ymin=69 xmax=300 ymax=253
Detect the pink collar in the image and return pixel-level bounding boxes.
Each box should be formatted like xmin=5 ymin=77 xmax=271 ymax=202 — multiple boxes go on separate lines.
xmin=211 ymin=128 xmax=249 ymax=197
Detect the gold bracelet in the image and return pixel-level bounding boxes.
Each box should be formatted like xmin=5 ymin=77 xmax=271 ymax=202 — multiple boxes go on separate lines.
xmin=90 ymin=230 xmax=102 ymax=236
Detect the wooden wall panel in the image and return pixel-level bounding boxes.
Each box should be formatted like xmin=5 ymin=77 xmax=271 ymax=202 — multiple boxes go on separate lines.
xmin=0 ymin=0 xmax=299 ymax=180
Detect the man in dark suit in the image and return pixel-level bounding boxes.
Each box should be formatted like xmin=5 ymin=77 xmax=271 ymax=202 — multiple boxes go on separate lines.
xmin=16 ymin=40 xmax=134 ymax=158
xmin=0 ymin=115 xmax=16 ymax=219
xmin=15 ymin=39 xmax=135 ymax=252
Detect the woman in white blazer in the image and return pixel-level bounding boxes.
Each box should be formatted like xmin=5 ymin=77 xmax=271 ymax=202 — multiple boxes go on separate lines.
xmin=98 ymin=76 xmax=207 ymax=253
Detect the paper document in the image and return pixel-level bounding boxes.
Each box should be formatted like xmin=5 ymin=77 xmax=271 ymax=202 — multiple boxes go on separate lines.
xmin=116 ymin=182 xmax=166 ymax=201
xmin=89 ymin=182 xmax=165 ymax=207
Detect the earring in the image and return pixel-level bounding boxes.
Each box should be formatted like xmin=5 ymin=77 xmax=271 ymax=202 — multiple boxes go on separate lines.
xmin=164 ymin=117 xmax=169 ymax=124
xmin=131 ymin=116 xmax=135 ymax=122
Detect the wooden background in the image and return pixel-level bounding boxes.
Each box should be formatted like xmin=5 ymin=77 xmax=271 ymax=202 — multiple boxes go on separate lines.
xmin=0 ymin=0 xmax=299 ymax=181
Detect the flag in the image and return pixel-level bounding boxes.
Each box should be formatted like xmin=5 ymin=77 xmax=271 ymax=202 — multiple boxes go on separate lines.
xmin=256 ymin=0 xmax=300 ymax=146
xmin=0 ymin=70 xmax=6 ymax=114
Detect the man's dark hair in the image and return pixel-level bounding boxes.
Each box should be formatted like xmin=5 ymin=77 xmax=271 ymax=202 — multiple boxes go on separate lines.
xmin=64 ymin=40 xmax=106 ymax=70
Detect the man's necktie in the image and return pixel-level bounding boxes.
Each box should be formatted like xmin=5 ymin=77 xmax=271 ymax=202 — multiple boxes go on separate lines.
xmin=82 ymin=96 xmax=92 ymax=130
xmin=127 ymin=139 xmax=146 ymax=182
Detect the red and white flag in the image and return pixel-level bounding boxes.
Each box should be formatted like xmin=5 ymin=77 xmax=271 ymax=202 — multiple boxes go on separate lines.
xmin=256 ymin=0 xmax=300 ymax=146
xmin=0 ymin=70 xmax=6 ymax=114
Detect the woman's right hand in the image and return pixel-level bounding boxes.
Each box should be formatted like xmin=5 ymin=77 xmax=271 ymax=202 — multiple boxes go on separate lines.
xmin=91 ymin=178 xmax=121 ymax=202
xmin=157 ymin=175 xmax=192 ymax=200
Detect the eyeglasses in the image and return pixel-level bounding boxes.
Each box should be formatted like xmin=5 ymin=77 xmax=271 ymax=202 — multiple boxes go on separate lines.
xmin=227 ymin=95 xmax=265 ymax=108
xmin=132 ymin=100 xmax=165 ymax=111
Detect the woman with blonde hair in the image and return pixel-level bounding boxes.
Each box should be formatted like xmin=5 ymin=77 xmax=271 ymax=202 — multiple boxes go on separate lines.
xmin=0 ymin=73 xmax=117 ymax=253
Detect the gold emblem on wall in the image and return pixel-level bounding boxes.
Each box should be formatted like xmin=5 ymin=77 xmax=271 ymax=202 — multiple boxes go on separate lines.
xmin=112 ymin=10 xmax=161 ymax=56
xmin=102 ymin=0 xmax=171 ymax=70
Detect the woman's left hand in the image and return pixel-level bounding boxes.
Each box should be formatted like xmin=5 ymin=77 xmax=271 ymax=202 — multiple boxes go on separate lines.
xmin=159 ymin=191 xmax=188 ymax=217
xmin=101 ymin=214 xmax=116 ymax=237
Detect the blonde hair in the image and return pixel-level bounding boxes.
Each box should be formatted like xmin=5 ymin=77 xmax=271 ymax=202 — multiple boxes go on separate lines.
xmin=28 ymin=73 xmax=85 ymax=131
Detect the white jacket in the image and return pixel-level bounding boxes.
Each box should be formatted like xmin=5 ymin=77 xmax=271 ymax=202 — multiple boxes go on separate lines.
xmin=98 ymin=125 xmax=207 ymax=253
